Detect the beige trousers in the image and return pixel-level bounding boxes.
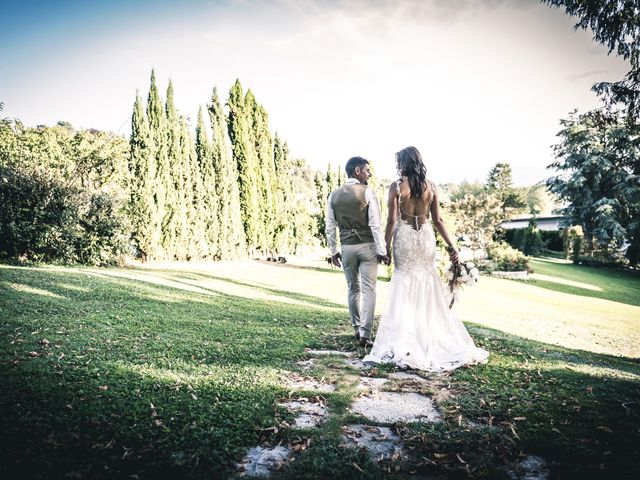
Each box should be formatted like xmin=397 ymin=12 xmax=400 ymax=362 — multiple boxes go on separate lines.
xmin=341 ymin=242 xmax=378 ymax=339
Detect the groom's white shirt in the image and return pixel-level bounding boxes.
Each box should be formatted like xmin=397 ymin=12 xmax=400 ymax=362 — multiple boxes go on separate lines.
xmin=326 ymin=178 xmax=387 ymax=257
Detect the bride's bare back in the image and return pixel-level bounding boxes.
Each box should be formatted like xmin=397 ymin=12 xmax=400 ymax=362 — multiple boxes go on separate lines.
xmin=397 ymin=177 xmax=435 ymax=230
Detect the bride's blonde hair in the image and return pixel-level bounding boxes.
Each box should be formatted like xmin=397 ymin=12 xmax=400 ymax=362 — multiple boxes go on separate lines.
xmin=396 ymin=146 xmax=427 ymax=199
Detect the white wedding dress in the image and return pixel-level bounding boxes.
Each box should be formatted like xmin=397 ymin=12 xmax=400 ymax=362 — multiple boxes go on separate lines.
xmin=363 ymin=181 xmax=489 ymax=372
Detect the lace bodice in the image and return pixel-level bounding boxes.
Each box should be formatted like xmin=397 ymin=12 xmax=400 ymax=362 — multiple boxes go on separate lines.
xmin=393 ymin=179 xmax=437 ymax=275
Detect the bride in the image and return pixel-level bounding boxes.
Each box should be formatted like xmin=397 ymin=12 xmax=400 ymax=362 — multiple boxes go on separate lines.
xmin=363 ymin=146 xmax=489 ymax=372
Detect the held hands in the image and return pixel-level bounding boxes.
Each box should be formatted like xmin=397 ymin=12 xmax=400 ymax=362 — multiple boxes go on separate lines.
xmin=331 ymin=252 xmax=342 ymax=268
xmin=377 ymin=254 xmax=391 ymax=266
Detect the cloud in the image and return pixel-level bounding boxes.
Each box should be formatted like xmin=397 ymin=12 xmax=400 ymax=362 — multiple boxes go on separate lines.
xmin=566 ymin=70 xmax=610 ymax=83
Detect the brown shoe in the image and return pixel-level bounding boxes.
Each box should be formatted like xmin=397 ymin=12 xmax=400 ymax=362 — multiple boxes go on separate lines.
xmin=359 ymin=338 xmax=373 ymax=348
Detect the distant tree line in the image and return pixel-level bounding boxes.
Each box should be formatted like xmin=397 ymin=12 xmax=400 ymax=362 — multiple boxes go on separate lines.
xmin=0 ymin=73 xmax=336 ymax=264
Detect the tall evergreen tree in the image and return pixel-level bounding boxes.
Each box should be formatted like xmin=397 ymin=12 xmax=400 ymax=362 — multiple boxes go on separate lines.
xmin=314 ymin=171 xmax=328 ymax=245
xmin=326 ymin=162 xmax=338 ymax=193
xmin=128 ymin=93 xmax=156 ymax=260
xmin=250 ymin=98 xmax=277 ymax=253
xmin=146 ymin=70 xmax=171 ymax=259
xmin=165 ymin=80 xmax=188 ymax=259
xmin=182 ymin=116 xmax=208 ymax=259
xmin=195 ymin=106 xmax=219 ymax=258
xmin=227 ymin=80 xmax=261 ymax=254
xmin=486 ymin=162 xmax=526 ymax=217
xmin=273 ymin=134 xmax=294 ymax=253
xmin=176 ymin=116 xmax=198 ymax=260
xmin=337 ymin=163 xmax=346 ymax=187
xmin=208 ymin=87 xmax=246 ymax=259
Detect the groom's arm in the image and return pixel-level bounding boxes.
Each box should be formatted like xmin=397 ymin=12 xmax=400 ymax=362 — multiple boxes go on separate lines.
xmin=365 ymin=188 xmax=387 ymax=256
xmin=326 ymin=192 xmax=339 ymax=257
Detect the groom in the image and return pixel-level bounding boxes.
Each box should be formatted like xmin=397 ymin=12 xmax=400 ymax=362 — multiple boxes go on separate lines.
xmin=326 ymin=156 xmax=388 ymax=348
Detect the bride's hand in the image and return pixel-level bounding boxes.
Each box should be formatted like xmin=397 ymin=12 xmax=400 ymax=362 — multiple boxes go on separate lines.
xmin=447 ymin=246 xmax=459 ymax=264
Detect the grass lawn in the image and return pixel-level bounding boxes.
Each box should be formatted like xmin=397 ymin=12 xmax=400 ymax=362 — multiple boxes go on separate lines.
xmin=1 ymin=257 xmax=639 ymax=479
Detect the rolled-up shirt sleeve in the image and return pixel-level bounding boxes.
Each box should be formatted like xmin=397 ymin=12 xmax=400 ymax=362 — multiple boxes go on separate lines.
xmin=326 ymin=192 xmax=338 ymax=256
xmin=366 ymin=188 xmax=387 ymax=256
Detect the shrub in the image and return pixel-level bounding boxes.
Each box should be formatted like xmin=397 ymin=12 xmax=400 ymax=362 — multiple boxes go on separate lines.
xmin=482 ymin=241 xmax=531 ymax=272
xmin=540 ymin=230 xmax=563 ymax=251
xmin=571 ymin=236 xmax=582 ymax=264
xmin=0 ymin=166 xmax=128 ymax=265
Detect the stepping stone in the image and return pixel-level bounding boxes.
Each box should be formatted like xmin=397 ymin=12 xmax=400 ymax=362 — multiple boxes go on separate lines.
xmin=345 ymin=358 xmax=371 ymax=370
xmin=279 ymin=398 xmax=328 ymax=428
xmin=306 ymin=349 xmax=354 ymax=358
xmin=388 ymin=372 xmax=427 ymax=382
xmin=282 ymin=373 xmax=336 ymax=393
xmin=236 ymin=445 xmax=291 ymax=477
xmin=507 ymin=455 xmax=550 ymax=480
xmin=356 ymin=376 xmax=389 ymax=391
xmin=342 ymin=424 xmax=403 ymax=461
xmin=296 ymin=359 xmax=316 ymax=370
xmin=351 ymin=392 xmax=441 ymax=424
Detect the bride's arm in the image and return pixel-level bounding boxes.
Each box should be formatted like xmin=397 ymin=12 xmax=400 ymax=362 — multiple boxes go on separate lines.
xmin=430 ymin=186 xmax=459 ymax=262
xmin=385 ymin=182 xmax=398 ymax=257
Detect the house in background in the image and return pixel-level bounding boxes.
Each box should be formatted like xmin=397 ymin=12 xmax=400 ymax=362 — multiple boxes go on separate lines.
xmin=500 ymin=215 xmax=569 ymax=231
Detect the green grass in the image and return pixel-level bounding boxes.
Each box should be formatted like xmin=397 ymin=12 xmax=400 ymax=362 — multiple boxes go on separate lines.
xmin=1 ymin=258 xmax=639 ymax=479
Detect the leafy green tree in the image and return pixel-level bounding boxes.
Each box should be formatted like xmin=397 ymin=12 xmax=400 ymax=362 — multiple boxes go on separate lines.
xmin=547 ymin=109 xmax=639 ymax=262
xmin=208 ymin=87 xmax=246 ymax=259
xmin=449 ymin=191 xmax=503 ymax=253
xmin=486 ymin=162 xmax=526 ymax=217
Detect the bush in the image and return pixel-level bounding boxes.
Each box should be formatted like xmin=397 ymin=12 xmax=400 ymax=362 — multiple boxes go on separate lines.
xmin=540 ymin=230 xmax=564 ymax=251
xmin=0 ymin=166 xmax=128 ymax=265
xmin=482 ymin=241 xmax=531 ymax=272
xmin=571 ymin=236 xmax=582 ymax=264
xmin=520 ymin=225 xmax=545 ymax=256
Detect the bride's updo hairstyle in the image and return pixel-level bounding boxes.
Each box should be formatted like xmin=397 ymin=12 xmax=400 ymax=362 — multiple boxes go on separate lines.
xmin=396 ymin=146 xmax=427 ymax=199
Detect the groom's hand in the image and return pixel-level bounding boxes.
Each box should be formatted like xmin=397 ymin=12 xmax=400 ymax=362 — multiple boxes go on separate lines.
xmin=331 ymin=252 xmax=342 ymax=268
xmin=377 ymin=254 xmax=390 ymax=265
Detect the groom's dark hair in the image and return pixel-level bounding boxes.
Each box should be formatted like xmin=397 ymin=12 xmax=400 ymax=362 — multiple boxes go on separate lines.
xmin=345 ymin=156 xmax=369 ymax=177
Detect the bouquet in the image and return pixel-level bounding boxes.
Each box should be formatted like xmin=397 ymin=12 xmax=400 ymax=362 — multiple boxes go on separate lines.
xmin=446 ymin=260 xmax=479 ymax=308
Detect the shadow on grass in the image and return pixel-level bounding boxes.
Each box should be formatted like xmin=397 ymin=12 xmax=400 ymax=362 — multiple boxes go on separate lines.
xmin=528 ymin=258 xmax=640 ymax=308
xmin=150 ymin=269 xmax=347 ymax=310
xmin=253 ymin=260 xmax=392 ymax=282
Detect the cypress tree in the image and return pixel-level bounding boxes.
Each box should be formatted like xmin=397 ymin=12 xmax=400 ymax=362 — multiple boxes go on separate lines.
xmin=208 ymin=87 xmax=245 ymax=259
xmin=314 ymin=170 xmax=328 ymax=245
xmin=326 ymin=162 xmax=337 ymax=193
xmin=176 ymin=116 xmax=197 ymax=260
xmin=250 ymin=98 xmax=277 ymax=253
xmin=146 ymin=70 xmax=169 ymax=259
xmin=165 ymin=80 xmax=188 ymax=259
xmin=273 ymin=135 xmax=294 ymax=253
xmin=128 ymin=93 xmax=156 ymax=260
xmin=183 ymin=116 xmax=208 ymax=259
xmin=195 ymin=106 xmax=219 ymax=258
xmin=227 ymin=80 xmax=261 ymax=255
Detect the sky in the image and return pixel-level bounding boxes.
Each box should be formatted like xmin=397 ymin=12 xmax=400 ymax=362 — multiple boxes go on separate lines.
xmin=0 ymin=0 xmax=631 ymax=185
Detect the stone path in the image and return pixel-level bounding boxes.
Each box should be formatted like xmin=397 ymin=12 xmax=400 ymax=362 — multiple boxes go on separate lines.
xmin=235 ymin=348 xmax=547 ymax=478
